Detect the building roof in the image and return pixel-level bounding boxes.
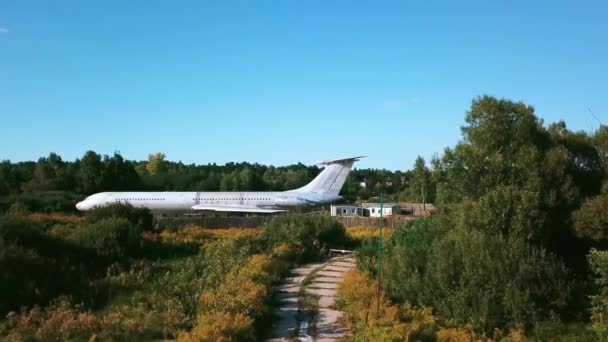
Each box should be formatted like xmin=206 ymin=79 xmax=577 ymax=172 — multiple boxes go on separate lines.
xmin=361 ymin=203 xmax=400 ymax=208
xmin=330 ymin=204 xmax=359 ymax=208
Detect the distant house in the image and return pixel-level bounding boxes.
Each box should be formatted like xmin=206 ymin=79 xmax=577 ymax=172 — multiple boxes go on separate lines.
xmin=361 ymin=203 xmax=401 ymax=217
xmin=330 ymin=205 xmax=359 ymax=217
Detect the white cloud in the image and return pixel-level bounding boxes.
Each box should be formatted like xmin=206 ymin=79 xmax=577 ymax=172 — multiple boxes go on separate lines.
xmin=0 ymin=27 xmax=8 ymax=34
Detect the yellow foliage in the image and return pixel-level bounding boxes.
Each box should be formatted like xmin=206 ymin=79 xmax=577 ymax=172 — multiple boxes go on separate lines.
xmin=180 ymin=249 xmax=288 ymax=341
xmin=4 ymin=297 xmax=188 ymax=341
xmin=272 ymin=242 xmax=290 ymax=256
xmin=27 ymin=212 xmax=82 ymax=224
xmin=178 ymin=311 xmax=254 ymax=342
xmin=27 ymin=212 xmax=83 ymax=238
xmin=156 ymin=225 xmax=260 ymax=247
xmin=336 ymin=269 xmax=438 ymax=341
xmin=437 ymin=327 xmax=479 ymax=342
xmin=199 ymin=254 xmax=274 ymax=318
xmin=346 ymin=226 xmax=393 ymax=242
xmin=508 ymin=324 xmax=525 ymax=342
xmin=5 ymin=300 xmax=99 ymax=342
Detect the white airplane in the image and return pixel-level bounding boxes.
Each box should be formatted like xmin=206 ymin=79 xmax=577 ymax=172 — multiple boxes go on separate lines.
xmin=76 ymin=156 xmax=364 ymax=213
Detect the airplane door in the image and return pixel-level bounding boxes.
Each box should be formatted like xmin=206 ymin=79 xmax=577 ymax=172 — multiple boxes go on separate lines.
xmin=178 ymin=193 xmax=189 ymax=210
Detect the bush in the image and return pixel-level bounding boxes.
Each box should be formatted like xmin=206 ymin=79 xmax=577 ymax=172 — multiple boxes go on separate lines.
xmin=336 ymin=269 xmax=438 ymax=341
xmin=262 ymin=214 xmax=348 ymax=261
xmin=574 ymin=194 xmax=608 ymax=241
xmin=72 ymin=217 xmax=142 ymax=261
xmin=4 ymin=298 xmax=99 ymax=342
xmin=589 ymin=248 xmax=608 ymax=338
xmin=179 ymin=244 xmax=291 ymax=341
xmin=0 ymin=215 xmax=94 ymax=316
xmin=1 ymin=191 xmax=83 ymax=214
xmin=382 ymin=222 xmax=574 ymax=333
xmin=381 ymin=214 xmax=451 ymax=303
xmin=178 ymin=312 xmax=255 ymax=342
xmin=85 ymin=203 xmax=153 ymax=231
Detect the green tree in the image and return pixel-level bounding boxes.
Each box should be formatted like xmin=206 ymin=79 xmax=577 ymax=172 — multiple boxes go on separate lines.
xmin=77 ymin=151 xmax=104 ymax=194
xmin=381 ymin=216 xmax=573 ymax=333
xmin=574 ymin=194 xmax=608 ymax=242
xmin=0 ymin=160 xmax=20 ymax=196
xmin=409 ymin=156 xmax=434 ymax=204
xmin=592 ymin=125 xmax=608 ymax=172
xmin=101 ymin=153 xmax=142 ymax=191
xmin=146 ymin=152 xmax=167 ymax=176
xmin=589 ymin=248 xmax=608 ymax=338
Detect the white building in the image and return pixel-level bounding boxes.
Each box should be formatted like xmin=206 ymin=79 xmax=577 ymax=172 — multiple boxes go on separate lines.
xmin=330 ymin=205 xmax=359 ymax=216
xmin=361 ymin=203 xmax=401 ymax=217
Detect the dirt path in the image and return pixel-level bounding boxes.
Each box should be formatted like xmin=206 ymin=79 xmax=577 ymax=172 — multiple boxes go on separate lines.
xmin=268 ymin=255 xmax=356 ymax=342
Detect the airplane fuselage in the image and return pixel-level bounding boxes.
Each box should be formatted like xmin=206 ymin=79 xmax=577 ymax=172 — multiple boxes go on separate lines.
xmin=75 ymin=191 xmax=341 ymax=213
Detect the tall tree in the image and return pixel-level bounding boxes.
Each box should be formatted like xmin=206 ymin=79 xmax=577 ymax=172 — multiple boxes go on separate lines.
xmin=409 ymin=156 xmax=433 ymax=205
xmin=77 ymin=151 xmax=104 ymax=194
xmin=146 ymin=152 xmax=167 ymax=176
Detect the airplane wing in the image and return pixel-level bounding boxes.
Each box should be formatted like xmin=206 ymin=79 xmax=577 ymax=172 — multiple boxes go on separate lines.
xmin=190 ymin=204 xmax=287 ymax=213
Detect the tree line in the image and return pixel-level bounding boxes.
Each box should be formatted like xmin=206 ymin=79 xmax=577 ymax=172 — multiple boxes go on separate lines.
xmin=0 ymin=150 xmax=432 ymax=213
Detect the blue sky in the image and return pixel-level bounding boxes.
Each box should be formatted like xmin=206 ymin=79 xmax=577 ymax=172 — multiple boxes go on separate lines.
xmin=1 ymin=1 xmax=606 ymax=170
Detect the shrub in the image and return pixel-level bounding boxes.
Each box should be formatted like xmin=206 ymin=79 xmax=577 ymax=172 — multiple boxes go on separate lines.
xmin=179 ymin=242 xmax=292 ymax=341
xmin=382 ymin=220 xmax=574 ymax=333
xmin=346 ymin=226 xmax=392 ymax=243
xmin=4 ymin=298 xmax=99 ymax=342
xmin=72 ymin=217 xmax=142 ymax=261
xmin=336 ymin=269 xmax=438 ymax=341
xmin=178 ymin=311 xmax=255 ymax=342
xmin=3 ymin=191 xmax=83 ymax=214
xmin=381 ymin=214 xmax=450 ymax=303
xmin=0 ymin=215 xmax=94 ymax=315
xmin=262 ymin=214 xmax=348 ymax=261
xmin=85 ymin=203 xmax=153 ymax=231
xmin=574 ymin=194 xmax=608 ymax=241
xmin=589 ymin=248 xmax=608 ymax=339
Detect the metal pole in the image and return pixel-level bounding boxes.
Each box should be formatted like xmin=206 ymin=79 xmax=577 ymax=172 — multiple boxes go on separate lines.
xmin=376 ymin=194 xmax=383 ymax=319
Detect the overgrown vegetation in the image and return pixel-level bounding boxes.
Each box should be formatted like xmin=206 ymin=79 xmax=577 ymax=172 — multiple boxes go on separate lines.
xmin=349 ymin=95 xmax=608 ymax=339
xmin=0 ymin=207 xmax=349 ymax=341
xmin=262 ymin=214 xmax=351 ymax=262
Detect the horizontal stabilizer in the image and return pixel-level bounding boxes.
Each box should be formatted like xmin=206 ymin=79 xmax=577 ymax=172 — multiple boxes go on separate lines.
xmin=191 ymin=204 xmax=287 ymax=213
xmin=315 ymin=156 xmax=366 ymax=165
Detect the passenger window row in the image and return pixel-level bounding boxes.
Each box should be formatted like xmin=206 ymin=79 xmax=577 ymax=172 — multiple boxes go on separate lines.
xmin=192 ymin=198 xmax=271 ymax=201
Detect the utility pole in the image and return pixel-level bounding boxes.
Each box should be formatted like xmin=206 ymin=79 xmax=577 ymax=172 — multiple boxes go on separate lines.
xmin=376 ymin=193 xmax=383 ymax=319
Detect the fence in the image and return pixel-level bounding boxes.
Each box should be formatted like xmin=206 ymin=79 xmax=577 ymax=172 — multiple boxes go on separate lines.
xmin=155 ymin=215 xmax=271 ymax=229
xmin=338 ymin=215 xmax=417 ymax=228
xmin=398 ymin=203 xmax=435 ymax=215
xmin=155 ymin=213 xmax=420 ymax=230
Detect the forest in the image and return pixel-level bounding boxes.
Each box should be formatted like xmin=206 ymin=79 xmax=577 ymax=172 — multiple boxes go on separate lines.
xmin=1 ymin=95 xmax=607 ymax=340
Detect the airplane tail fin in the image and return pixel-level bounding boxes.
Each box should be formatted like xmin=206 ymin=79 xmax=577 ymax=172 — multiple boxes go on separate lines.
xmin=291 ymin=156 xmax=365 ymax=196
